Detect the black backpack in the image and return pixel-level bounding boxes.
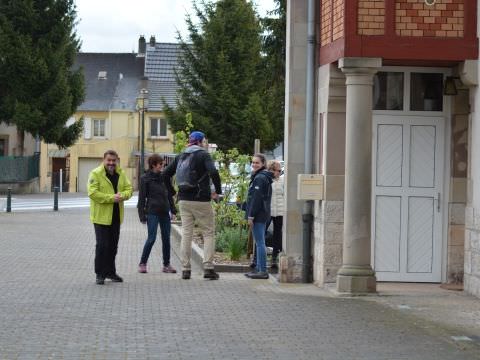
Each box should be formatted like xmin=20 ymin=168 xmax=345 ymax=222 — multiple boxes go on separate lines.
xmin=175 ymin=151 xmax=207 ymax=191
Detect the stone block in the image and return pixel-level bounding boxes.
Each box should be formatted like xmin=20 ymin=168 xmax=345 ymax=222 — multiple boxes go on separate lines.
xmin=470 ymin=231 xmax=480 ymax=251
xmin=465 ymin=274 xmax=480 ymax=298
xmin=471 ymin=251 xmax=480 ymax=276
xmin=324 ymin=201 xmax=344 ymax=222
xmin=449 ymin=203 xmax=465 ymax=225
xmin=324 ymin=265 xmax=340 ymax=283
xmin=324 ymin=244 xmax=343 ymax=266
xmin=325 ymin=223 xmax=344 ymax=245
xmin=465 ymin=206 xmax=474 ymax=228
xmin=324 ymin=175 xmax=345 ymax=200
xmin=450 ymin=178 xmax=467 ymax=203
xmin=336 ymin=274 xmax=377 ymax=294
xmin=279 ymin=254 xmax=303 ymax=283
xmin=464 ymin=251 xmax=471 ymax=275
xmin=448 ymin=225 xmax=465 ymax=246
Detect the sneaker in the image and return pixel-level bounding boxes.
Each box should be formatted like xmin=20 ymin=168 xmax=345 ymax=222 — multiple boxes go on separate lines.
xmin=96 ymin=276 xmax=105 ymax=285
xmin=182 ymin=270 xmax=191 ymax=280
xmin=106 ymin=274 xmax=123 ymax=282
xmin=249 ymin=272 xmax=269 ymax=280
xmin=244 ymin=271 xmax=257 ymax=278
xmin=203 ymin=269 xmax=220 ymax=280
xmin=163 ymin=265 xmax=177 ymax=273
xmin=138 ymin=264 xmax=147 ymax=273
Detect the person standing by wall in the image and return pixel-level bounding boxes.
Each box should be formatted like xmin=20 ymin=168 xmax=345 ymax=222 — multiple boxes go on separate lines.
xmin=137 ymin=154 xmax=177 ymax=274
xmin=163 ymin=131 xmax=222 ymax=280
xmin=88 ymin=150 xmax=133 ymax=285
xmin=267 ymin=160 xmax=284 ymax=270
xmin=245 ymin=153 xmax=273 ymax=279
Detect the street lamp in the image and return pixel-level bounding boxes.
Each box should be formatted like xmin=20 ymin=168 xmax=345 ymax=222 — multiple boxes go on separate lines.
xmin=137 ymin=88 xmax=149 ymax=178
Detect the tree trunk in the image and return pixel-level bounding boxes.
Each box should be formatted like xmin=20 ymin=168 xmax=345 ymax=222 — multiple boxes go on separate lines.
xmin=16 ymin=128 xmax=24 ymax=156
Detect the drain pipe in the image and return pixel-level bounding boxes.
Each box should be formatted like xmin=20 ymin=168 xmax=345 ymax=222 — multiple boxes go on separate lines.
xmin=302 ymin=0 xmax=315 ymax=283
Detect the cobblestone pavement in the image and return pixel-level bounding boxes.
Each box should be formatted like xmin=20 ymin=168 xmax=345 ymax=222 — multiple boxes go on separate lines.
xmin=1 ymin=208 xmax=479 ymax=360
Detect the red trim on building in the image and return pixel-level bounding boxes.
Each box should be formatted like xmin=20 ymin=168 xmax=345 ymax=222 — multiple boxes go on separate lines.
xmin=318 ymin=0 xmax=478 ymax=66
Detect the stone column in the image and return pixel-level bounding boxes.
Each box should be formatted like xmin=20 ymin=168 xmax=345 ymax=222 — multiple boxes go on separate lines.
xmin=336 ymin=57 xmax=381 ymax=293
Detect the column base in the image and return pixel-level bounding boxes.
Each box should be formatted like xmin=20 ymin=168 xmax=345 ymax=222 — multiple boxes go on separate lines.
xmin=336 ymin=266 xmax=377 ymax=294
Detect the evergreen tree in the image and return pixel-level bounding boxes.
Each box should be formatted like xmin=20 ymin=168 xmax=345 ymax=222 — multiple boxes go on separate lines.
xmin=0 ymin=0 xmax=85 ymax=151
xmin=260 ymin=0 xmax=286 ymax=150
xmin=165 ymin=0 xmax=272 ymax=154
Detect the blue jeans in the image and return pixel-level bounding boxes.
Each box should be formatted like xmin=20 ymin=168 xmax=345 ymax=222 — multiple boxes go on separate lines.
xmin=140 ymin=214 xmax=171 ymax=266
xmin=252 ymin=222 xmax=267 ymax=273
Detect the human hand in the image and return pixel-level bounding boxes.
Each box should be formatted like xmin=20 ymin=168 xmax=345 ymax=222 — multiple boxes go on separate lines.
xmin=211 ymin=192 xmax=219 ymax=201
xmin=171 ymin=214 xmax=177 ymax=221
xmin=114 ymin=193 xmax=123 ymax=203
xmin=248 ymin=218 xmax=254 ymax=227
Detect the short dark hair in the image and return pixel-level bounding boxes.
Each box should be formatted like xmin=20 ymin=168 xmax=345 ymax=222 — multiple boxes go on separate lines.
xmin=103 ymin=150 xmax=118 ymax=158
xmin=253 ymin=153 xmax=267 ymax=166
xmin=148 ymin=154 xmax=164 ymax=169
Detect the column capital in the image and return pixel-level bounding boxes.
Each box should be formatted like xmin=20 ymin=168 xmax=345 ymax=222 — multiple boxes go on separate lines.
xmin=338 ymin=57 xmax=382 ymax=71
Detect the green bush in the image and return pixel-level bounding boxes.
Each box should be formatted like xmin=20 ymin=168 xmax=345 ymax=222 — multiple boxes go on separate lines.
xmin=227 ymin=236 xmax=244 ymax=261
xmin=215 ymin=226 xmax=248 ymax=260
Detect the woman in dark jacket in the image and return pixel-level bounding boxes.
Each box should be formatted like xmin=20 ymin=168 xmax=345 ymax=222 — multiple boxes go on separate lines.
xmin=137 ymin=154 xmax=177 ymax=274
xmin=245 ymin=153 xmax=273 ymax=279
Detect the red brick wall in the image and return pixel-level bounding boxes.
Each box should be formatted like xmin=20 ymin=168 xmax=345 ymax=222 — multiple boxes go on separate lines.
xmin=321 ymin=1 xmax=333 ymax=46
xmin=358 ymin=0 xmax=386 ymax=35
xmin=395 ymin=0 xmax=465 ymax=37
xmin=332 ymin=0 xmax=345 ymax=41
xmin=321 ymin=0 xmax=345 ymax=46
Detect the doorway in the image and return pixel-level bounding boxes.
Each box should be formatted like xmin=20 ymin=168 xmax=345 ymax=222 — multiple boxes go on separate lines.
xmin=371 ymin=68 xmax=449 ymax=282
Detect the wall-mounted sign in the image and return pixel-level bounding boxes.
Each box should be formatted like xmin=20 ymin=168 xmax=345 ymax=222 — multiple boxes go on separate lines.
xmin=297 ymin=174 xmax=324 ymax=200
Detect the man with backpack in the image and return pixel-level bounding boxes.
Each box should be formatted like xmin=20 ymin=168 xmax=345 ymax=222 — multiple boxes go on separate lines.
xmin=163 ymin=131 xmax=222 ymax=280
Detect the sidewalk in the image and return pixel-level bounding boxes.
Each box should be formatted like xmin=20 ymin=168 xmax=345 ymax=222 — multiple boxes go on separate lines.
xmin=1 ymin=208 xmax=479 ymax=359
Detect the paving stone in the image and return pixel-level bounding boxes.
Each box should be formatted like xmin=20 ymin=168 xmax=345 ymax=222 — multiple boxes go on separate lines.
xmin=0 ymin=208 xmax=479 ymax=359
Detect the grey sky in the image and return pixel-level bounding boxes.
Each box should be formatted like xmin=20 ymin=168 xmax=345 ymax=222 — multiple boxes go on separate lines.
xmin=75 ymin=0 xmax=276 ymax=53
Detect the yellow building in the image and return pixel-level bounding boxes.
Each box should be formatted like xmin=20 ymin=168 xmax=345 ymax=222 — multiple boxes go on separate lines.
xmin=39 ymin=37 xmax=181 ymax=192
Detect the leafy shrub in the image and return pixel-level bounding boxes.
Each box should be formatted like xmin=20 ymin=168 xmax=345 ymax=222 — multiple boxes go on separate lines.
xmin=215 ymin=226 xmax=248 ymax=260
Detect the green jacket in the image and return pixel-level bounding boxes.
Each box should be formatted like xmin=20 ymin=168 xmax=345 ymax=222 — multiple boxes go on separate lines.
xmin=87 ymin=164 xmax=133 ymax=225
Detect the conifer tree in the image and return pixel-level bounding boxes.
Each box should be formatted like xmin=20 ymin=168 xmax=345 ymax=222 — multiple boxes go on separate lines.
xmin=0 ymin=0 xmax=85 ymax=151
xmin=260 ymin=0 xmax=286 ymax=150
xmin=165 ymin=0 xmax=272 ymax=154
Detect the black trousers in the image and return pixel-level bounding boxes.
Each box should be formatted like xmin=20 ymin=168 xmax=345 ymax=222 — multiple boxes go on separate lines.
xmin=94 ymin=222 xmax=120 ymax=277
xmin=271 ymin=216 xmax=283 ymax=259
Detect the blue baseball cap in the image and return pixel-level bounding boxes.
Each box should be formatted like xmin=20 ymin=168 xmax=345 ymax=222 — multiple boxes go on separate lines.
xmin=188 ymin=131 xmax=205 ymax=144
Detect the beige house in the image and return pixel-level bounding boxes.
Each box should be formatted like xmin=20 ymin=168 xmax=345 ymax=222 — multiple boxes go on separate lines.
xmin=39 ymin=37 xmax=181 ymax=193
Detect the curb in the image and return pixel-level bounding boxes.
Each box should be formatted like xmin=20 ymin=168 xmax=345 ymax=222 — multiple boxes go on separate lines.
xmin=170 ymin=223 xmax=252 ymax=273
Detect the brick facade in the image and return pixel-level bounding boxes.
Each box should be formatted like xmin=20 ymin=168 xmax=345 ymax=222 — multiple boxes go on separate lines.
xmin=395 ymin=0 xmax=465 ymax=37
xmin=358 ymin=0 xmax=386 ymax=35
xmin=321 ymin=0 xmax=345 ymax=46
xmin=332 ymin=0 xmax=345 ymax=41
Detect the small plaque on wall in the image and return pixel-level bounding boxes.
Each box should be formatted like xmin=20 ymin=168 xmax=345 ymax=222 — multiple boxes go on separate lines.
xmin=297 ymin=174 xmax=324 ymax=200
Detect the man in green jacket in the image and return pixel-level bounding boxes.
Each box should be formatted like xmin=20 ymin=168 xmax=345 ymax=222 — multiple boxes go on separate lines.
xmin=88 ymin=150 xmax=133 ymax=285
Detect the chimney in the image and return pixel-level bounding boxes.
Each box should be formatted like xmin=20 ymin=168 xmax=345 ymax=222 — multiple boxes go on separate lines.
xmin=138 ymin=35 xmax=146 ymax=55
xmin=149 ymin=35 xmax=156 ymax=47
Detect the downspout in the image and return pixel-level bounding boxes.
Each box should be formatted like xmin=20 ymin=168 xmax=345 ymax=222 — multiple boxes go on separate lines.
xmin=302 ymin=0 xmax=315 ymax=283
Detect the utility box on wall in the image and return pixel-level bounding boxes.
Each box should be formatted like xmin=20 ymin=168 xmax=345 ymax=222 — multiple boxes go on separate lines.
xmin=297 ymin=174 xmax=324 ymax=200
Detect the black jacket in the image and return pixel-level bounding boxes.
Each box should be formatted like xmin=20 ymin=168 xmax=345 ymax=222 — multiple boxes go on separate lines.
xmin=245 ymin=168 xmax=273 ymax=223
xmin=137 ymin=170 xmax=176 ymax=221
xmin=163 ymin=145 xmax=222 ymax=202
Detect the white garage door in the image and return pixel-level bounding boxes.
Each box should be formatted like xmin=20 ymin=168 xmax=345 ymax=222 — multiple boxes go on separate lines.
xmin=78 ymin=158 xmax=102 ymax=193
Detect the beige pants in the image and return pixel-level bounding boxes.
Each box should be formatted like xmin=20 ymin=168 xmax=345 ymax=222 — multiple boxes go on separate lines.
xmin=178 ymin=200 xmax=215 ymax=271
